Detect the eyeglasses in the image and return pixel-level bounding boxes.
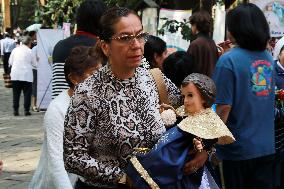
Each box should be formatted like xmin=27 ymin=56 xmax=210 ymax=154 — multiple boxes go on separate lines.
xmin=110 ymin=32 xmax=149 ymax=45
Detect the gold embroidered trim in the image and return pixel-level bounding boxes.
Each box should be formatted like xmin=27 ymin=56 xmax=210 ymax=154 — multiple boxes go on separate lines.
xmin=178 ymin=108 xmax=235 ymax=145
xmin=130 ymin=157 xmax=160 ymax=189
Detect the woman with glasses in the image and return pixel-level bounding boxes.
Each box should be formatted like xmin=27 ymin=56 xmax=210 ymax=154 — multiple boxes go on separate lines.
xmin=64 ymin=7 xmax=210 ymax=189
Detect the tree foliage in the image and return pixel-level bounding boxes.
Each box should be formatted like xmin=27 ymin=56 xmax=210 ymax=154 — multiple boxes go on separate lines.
xmin=10 ymin=0 xmax=38 ymax=29
xmin=35 ymin=0 xmax=82 ymax=27
xmin=36 ymin=0 xmax=163 ymax=28
xmin=158 ymin=18 xmax=192 ymax=41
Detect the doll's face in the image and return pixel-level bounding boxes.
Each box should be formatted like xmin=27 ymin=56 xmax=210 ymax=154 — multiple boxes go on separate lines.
xmin=181 ymin=83 xmax=205 ymax=115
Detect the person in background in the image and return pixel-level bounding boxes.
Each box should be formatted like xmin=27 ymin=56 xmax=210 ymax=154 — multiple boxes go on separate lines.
xmin=1 ymin=27 xmax=16 ymax=74
xmin=9 ymin=36 xmax=35 ymax=116
xmin=187 ymin=10 xmax=218 ymax=77
xmin=213 ymin=3 xmax=275 ymax=189
xmin=274 ymin=45 xmax=284 ymax=189
xmin=274 ymin=36 xmax=284 ymax=60
xmin=275 ymin=45 xmax=284 ymax=89
xmin=52 ymin=0 xmax=107 ymax=98
xmin=29 ymin=31 xmax=39 ymax=111
xmin=28 ymin=31 xmax=37 ymax=48
xmin=162 ymin=51 xmax=195 ymax=87
xmin=29 ymin=46 xmax=102 ymax=189
xmin=144 ymin=35 xmax=168 ymax=70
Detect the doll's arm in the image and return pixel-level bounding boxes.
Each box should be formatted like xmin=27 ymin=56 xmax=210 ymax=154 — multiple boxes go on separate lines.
xmin=193 ymin=138 xmax=217 ymax=152
xmin=184 ymin=138 xmax=217 ymax=174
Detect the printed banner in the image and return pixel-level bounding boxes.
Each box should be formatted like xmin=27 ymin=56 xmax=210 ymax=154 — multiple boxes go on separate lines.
xmin=62 ymin=23 xmax=71 ymax=39
xmin=158 ymin=8 xmax=192 ymax=53
xmin=251 ymin=0 xmax=284 ymax=37
xmin=142 ymin=8 xmax=158 ymax=36
xmin=37 ymin=29 xmax=64 ymax=109
xmin=213 ymin=4 xmax=226 ymax=44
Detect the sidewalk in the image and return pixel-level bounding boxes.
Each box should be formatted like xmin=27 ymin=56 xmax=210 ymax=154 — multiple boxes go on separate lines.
xmin=0 ymin=68 xmax=44 ymax=189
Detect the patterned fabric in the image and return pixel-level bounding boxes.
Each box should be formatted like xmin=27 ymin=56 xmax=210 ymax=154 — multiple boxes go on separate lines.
xmin=64 ymin=65 xmax=181 ymax=187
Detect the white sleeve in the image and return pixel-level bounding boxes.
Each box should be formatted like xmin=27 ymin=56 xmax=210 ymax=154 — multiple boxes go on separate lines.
xmin=8 ymin=50 xmax=14 ymax=67
xmin=1 ymin=40 xmax=4 ymax=56
xmin=44 ymin=102 xmax=74 ymax=189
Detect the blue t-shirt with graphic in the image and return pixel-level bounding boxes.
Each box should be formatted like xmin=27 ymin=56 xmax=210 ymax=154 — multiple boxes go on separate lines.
xmin=213 ymin=47 xmax=275 ymax=161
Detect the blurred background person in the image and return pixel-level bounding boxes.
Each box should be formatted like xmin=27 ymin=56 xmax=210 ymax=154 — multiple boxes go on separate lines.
xmin=29 ymin=46 xmax=102 ymax=189
xmin=162 ymin=51 xmax=195 ymax=87
xmin=9 ymin=36 xmax=35 ymax=116
xmin=52 ymin=0 xmax=106 ymax=98
xmin=275 ymin=45 xmax=284 ymax=89
xmin=274 ymin=44 xmax=284 ymax=189
xmin=144 ymin=35 xmax=168 ymax=70
xmin=187 ymin=10 xmax=218 ymax=77
xmin=1 ymin=27 xmax=16 ymax=74
xmin=29 ymin=31 xmax=39 ymax=111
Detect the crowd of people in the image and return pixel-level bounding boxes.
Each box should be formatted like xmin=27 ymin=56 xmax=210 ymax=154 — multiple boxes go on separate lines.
xmin=1 ymin=27 xmax=39 ymax=115
xmin=1 ymin=0 xmax=283 ymax=188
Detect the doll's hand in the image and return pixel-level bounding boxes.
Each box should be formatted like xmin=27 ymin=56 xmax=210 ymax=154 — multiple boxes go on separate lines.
xmin=193 ymin=137 xmax=204 ymax=152
xmin=183 ymin=151 xmax=208 ymax=175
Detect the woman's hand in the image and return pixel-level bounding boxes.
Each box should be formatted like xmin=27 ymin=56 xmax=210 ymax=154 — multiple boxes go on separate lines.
xmin=183 ymin=151 xmax=208 ymax=175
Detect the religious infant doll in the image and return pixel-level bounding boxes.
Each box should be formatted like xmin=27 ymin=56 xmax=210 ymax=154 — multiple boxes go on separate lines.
xmin=126 ymin=73 xmax=235 ymax=189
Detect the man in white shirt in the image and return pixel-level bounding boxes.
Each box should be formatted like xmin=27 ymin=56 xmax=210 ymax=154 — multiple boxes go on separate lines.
xmin=9 ymin=36 xmax=35 ymax=116
xmin=1 ymin=28 xmax=16 ymax=74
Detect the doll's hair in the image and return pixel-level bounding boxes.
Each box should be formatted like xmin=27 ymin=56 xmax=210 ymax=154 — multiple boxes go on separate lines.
xmin=181 ymin=73 xmax=216 ymax=108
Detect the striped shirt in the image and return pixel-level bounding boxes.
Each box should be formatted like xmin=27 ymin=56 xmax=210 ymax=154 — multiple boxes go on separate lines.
xmin=52 ymin=34 xmax=97 ymax=98
xmin=52 ymin=62 xmax=69 ymax=98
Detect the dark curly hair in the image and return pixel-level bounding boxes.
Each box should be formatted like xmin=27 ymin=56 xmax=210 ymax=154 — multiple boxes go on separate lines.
xmin=181 ymin=73 xmax=216 ymax=108
xmin=64 ymin=45 xmax=102 ymax=87
xmin=189 ymin=10 xmax=212 ymax=35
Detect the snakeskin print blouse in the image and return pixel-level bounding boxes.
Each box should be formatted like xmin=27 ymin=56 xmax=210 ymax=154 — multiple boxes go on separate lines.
xmin=63 ymin=65 xmax=181 ymax=187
